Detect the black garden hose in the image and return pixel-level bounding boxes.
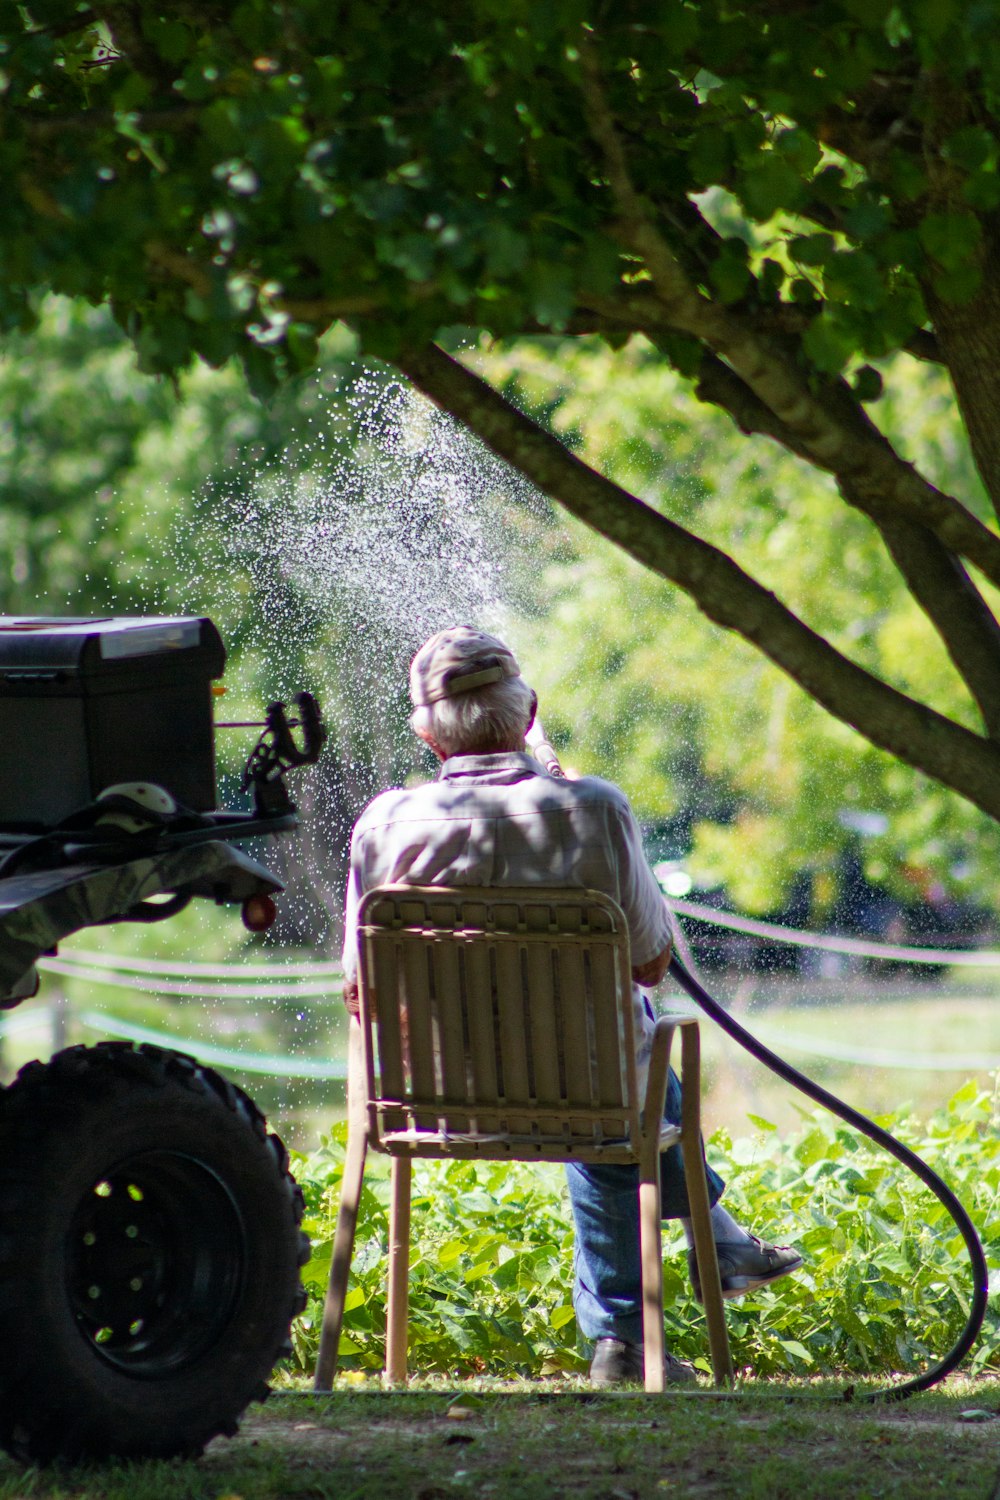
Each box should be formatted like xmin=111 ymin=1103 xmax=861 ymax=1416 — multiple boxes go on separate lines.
xmin=669 ymin=954 xmax=990 ymax=1402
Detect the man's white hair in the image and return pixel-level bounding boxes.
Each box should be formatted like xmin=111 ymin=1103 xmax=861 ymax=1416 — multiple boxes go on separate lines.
xmin=410 ymin=674 xmax=535 ymax=756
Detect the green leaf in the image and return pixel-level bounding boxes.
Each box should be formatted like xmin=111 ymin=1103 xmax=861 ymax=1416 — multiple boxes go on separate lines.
xmin=708 ymin=242 xmax=751 ymax=304
xmin=824 ymin=250 xmax=885 ymax=312
xmin=912 ymin=0 xmax=960 ymax=41
xmin=758 ymin=257 xmax=785 ymax=299
xmin=802 ymin=314 xmax=853 ymax=374
xmin=531 ymin=263 xmax=575 ymax=328
xmin=918 ymin=211 xmax=982 ymax=270
xmin=852 ymin=365 xmax=883 ymax=402
xmin=578 ymin=233 xmax=621 ymax=297
xmin=437 ymin=1240 xmax=467 ymax=1269
xmin=843 ymin=200 xmax=891 ymax=241
xmin=487 ymin=223 xmax=529 ymax=278
xmin=887 ymin=154 xmax=927 ymax=201
xmin=390 ymin=233 xmax=437 ymax=282
xmin=963 ymin=171 xmax=1000 ymax=211
xmin=738 ymin=155 xmax=806 ymax=221
xmin=841 ymin=0 xmax=893 ymax=21
xmin=651 ymin=332 xmax=703 ymax=377
xmin=688 ymin=124 xmax=734 ymax=188
xmin=464 ymin=1260 xmax=496 ymax=1283
xmin=773 ymin=128 xmax=821 ymax=176
xmin=942 ymin=125 xmax=996 ymax=171
xmin=141 ymin=16 xmax=193 ymax=64
xmin=932 ymin=264 xmax=983 ymax=305
xmin=778 ymin=1339 xmax=815 ymax=1364
xmin=790 ymin=233 xmax=836 ymax=268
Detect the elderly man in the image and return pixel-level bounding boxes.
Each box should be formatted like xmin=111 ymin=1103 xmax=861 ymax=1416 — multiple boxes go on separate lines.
xmin=342 ymin=625 xmax=801 ymax=1387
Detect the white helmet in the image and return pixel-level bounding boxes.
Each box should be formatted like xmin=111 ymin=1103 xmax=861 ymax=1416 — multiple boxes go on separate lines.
xmin=95 ymin=782 xmax=178 ymax=834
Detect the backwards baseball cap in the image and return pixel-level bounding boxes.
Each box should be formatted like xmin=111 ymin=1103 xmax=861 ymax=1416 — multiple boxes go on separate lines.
xmin=409 ymin=625 xmax=521 ymax=708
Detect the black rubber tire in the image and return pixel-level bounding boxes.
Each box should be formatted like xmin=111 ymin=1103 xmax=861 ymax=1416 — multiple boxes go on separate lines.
xmin=0 ymin=1041 xmax=309 ymax=1464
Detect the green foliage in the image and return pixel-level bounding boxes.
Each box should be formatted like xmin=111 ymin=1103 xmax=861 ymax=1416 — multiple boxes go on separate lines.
xmin=293 ymin=1147 xmax=583 ymax=1376
xmin=5 ymin=2 xmax=1000 ymax=835
xmin=289 ymin=1080 xmax=1000 ymax=1380
xmin=1 ymin=2 xmax=997 ymax=379
xmin=7 ymin=295 xmax=999 ymax=914
xmin=491 ymin=336 xmax=1000 ymax=911
xmin=0 ymin=295 xmax=358 ymax=618
xmin=0 ymin=295 xmax=419 ymax=944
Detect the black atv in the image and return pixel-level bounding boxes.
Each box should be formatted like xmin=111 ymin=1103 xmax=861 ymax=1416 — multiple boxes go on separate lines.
xmin=0 ymin=617 xmax=327 ymax=1464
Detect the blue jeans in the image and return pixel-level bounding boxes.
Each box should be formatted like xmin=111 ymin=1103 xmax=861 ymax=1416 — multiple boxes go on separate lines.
xmin=565 ymin=1064 xmax=725 ymax=1346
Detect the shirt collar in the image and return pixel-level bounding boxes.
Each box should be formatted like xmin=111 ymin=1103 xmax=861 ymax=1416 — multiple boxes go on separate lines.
xmin=438 ymin=751 xmax=546 ymax=784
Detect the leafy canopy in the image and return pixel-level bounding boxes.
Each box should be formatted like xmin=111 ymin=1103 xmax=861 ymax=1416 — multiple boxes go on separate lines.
xmin=493 ymin=338 xmax=1000 ymax=911
xmin=4 ymin=1 xmax=998 ymax=376
xmin=7 ymin=2 xmax=1000 ymax=828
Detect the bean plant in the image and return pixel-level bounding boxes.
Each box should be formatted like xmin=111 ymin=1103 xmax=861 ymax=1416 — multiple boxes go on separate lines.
xmin=290 ymin=1079 xmax=999 ymax=1380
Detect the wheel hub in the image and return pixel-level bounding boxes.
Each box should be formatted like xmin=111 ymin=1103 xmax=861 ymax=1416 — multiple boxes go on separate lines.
xmin=67 ymin=1150 xmax=244 ymax=1376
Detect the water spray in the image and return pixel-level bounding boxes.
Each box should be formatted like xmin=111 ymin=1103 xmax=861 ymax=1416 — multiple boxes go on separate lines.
xmin=527 ymin=716 xmax=989 ymax=1401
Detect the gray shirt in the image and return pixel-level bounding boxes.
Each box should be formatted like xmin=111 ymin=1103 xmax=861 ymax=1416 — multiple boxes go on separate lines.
xmin=343 ymin=751 xmax=673 ymax=1078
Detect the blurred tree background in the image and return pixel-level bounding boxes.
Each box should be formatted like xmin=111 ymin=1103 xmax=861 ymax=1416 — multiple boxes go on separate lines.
xmin=485 ymin=336 xmax=1000 ymax=923
xmin=0 ymin=297 xmax=423 ymax=944
xmin=3 ymin=296 xmax=998 ymax=941
xmin=6 ymin=0 xmax=1000 ymax=839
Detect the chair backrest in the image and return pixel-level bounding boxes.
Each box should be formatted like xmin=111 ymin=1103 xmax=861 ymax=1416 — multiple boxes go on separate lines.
xmin=355 ymin=885 xmax=641 ymax=1159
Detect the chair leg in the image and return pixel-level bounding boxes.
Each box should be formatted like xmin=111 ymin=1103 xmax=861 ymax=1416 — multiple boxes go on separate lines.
xmin=638 ymin=1175 xmax=665 ymax=1393
xmin=385 ymin=1155 xmax=412 ymax=1385
xmin=314 ymin=1109 xmax=368 ymax=1389
xmin=314 ymin=1017 xmax=368 ymax=1391
xmin=638 ymin=1020 xmax=675 ymax=1394
xmin=680 ymin=1025 xmax=734 ymax=1388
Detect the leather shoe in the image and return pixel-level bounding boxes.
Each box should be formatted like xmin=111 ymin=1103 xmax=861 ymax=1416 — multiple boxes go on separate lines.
xmin=589 ymin=1337 xmax=697 ymax=1388
xmin=689 ymin=1234 xmax=803 ymax=1302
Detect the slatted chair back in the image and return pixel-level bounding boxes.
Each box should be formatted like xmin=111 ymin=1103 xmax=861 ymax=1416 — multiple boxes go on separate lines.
xmin=356 ymin=884 xmax=642 ymax=1162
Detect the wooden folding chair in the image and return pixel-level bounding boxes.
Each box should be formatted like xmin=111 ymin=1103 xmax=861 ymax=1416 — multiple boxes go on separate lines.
xmin=313 ymin=885 xmax=732 ymax=1393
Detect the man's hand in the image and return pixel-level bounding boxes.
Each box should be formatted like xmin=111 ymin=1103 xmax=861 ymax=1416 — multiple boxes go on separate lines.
xmin=343 ymin=976 xmax=380 ymax=1022
xmin=631 ymin=943 xmax=672 ymax=988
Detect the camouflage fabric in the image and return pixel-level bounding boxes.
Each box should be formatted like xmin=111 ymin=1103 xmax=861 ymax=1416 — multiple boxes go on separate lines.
xmin=0 ymin=842 xmax=281 ymax=1005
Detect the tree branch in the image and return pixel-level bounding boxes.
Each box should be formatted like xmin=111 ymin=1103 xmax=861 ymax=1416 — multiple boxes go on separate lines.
xmin=685 ymin=349 xmax=1000 ymax=736
xmin=692 ymin=351 xmax=1000 ymax=736
xmin=144 ymin=242 xmax=215 ymax=296
xmin=142 ymin=242 xmax=380 ymax=321
xmin=572 ymin=59 xmax=1000 ymax=592
xmin=691 ymin=350 xmax=809 ymax=448
xmin=398 ymin=342 xmax=1000 ymax=821
xmin=904 ymin=329 xmax=945 ymax=364
xmin=17 ymin=106 xmax=203 ymax=137
xmin=852 ymin=504 xmax=1000 ymax=739
xmin=578 ymin=283 xmax=1000 ymax=594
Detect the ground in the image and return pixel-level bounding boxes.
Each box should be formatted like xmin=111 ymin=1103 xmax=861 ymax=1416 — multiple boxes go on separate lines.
xmin=0 ymin=1379 xmax=997 ymax=1500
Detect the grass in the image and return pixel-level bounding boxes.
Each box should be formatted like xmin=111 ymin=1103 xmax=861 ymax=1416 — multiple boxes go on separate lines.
xmin=0 ymin=1379 xmax=997 ymax=1500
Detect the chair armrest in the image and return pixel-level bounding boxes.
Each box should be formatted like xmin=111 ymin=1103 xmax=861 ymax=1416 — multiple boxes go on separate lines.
xmin=641 ymin=1017 xmax=676 ymax=1118
xmin=638 ymin=1016 xmax=677 ymax=1170
xmin=671 ymin=1014 xmax=704 ymax=1144
xmin=638 ymin=1013 xmax=706 ymax=1161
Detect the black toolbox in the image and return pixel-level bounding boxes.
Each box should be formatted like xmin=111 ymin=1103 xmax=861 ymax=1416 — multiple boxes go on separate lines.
xmin=0 ymin=617 xmax=226 ymax=828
